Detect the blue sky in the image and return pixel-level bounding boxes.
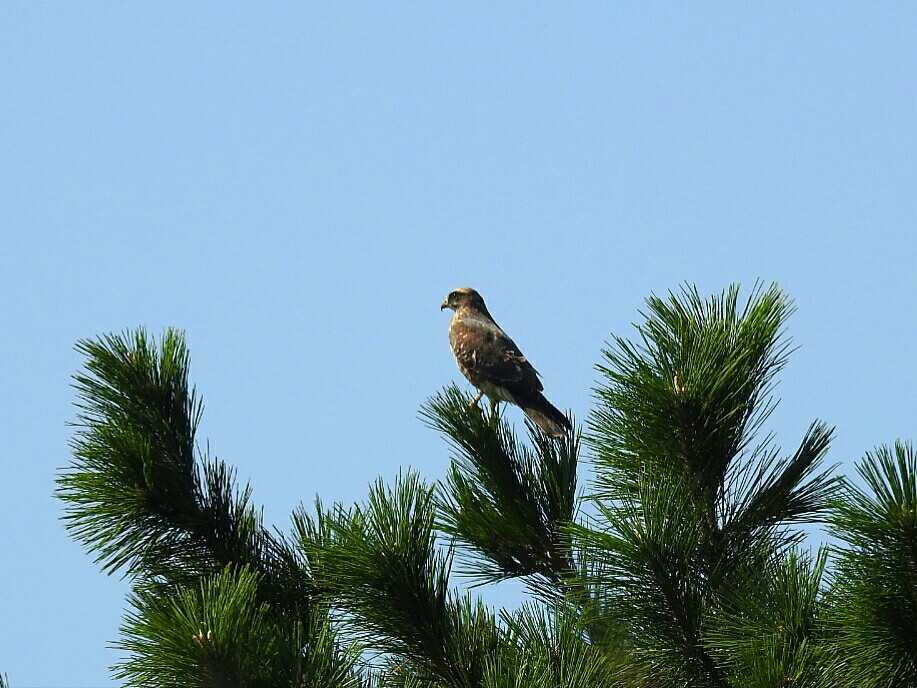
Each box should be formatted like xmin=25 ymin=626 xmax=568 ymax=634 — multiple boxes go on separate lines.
xmin=2 ymin=3 xmax=916 ymax=685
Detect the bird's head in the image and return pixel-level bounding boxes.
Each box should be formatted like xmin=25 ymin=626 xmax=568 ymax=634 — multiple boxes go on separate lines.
xmin=440 ymin=287 xmax=488 ymax=313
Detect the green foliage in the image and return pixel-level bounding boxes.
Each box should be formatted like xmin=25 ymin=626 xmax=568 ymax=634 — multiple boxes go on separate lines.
xmin=590 ymin=285 xmax=836 ymax=540
xmin=577 ymin=284 xmax=837 ymax=688
xmin=55 ymin=285 xmax=917 ymax=688
xmin=114 ymin=565 xmax=358 ymax=688
xmin=307 ymin=471 xmax=500 ymax=688
xmin=705 ymin=548 xmax=829 ymax=688
xmin=56 ymin=329 xmax=349 ymax=686
xmin=56 ymin=330 xmax=309 ymax=616
xmin=421 ymin=386 xmax=578 ymax=588
xmin=591 ymin=284 xmax=792 ymax=501
xmin=570 ymin=471 xmax=711 ymax=686
xmin=824 ymin=442 xmax=917 ymax=687
xmin=59 ymin=329 xmax=206 ymax=576
xmin=484 ymin=602 xmax=623 ymax=688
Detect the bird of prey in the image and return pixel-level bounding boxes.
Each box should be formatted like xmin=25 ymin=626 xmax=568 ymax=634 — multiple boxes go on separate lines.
xmin=440 ymin=287 xmax=571 ymax=437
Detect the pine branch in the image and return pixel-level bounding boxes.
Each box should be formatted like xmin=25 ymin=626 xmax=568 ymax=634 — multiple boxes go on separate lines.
xmin=56 ymin=329 xmax=312 ymax=615
xmin=484 ymin=602 xmax=624 ymax=688
xmin=114 ymin=565 xmax=361 ymax=688
xmin=310 ymin=471 xmax=501 ymax=688
xmin=589 ymin=283 xmax=794 ymax=515
xmin=420 ymin=385 xmax=579 ymax=589
xmin=727 ymin=423 xmax=837 ymax=531
xmin=716 ymin=422 xmax=838 ymax=579
xmin=570 ymin=471 xmax=721 ymax=687
xmin=582 ymin=284 xmax=836 ymax=688
xmin=705 ymin=548 xmax=829 ymax=688
xmin=824 ymin=441 xmax=917 ymax=687
xmin=360 ymin=666 xmax=444 ymax=688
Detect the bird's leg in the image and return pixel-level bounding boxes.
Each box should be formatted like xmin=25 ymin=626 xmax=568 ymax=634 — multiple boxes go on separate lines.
xmin=489 ymin=398 xmax=499 ymax=419
xmin=468 ymin=389 xmax=484 ymax=408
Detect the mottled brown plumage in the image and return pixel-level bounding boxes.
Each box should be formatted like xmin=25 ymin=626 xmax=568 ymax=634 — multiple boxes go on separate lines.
xmin=440 ymin=287 xmax=571 ymax=437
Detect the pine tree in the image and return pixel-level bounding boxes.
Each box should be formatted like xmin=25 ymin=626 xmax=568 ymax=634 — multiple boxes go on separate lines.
xmin=55 ymin=284 xmax=917 ymax=687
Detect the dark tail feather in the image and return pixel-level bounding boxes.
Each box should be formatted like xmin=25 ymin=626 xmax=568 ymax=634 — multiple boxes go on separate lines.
xmin=520 ymin=393 xmax=571 ymax=438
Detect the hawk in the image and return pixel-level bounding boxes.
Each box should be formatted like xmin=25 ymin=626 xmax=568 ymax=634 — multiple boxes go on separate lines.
xmin=440 ymin=287 xmax=571 ymax=437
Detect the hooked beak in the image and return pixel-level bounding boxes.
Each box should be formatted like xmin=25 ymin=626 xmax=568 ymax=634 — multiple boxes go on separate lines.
xmin=440 ymin=299 xmax=449 ymax=310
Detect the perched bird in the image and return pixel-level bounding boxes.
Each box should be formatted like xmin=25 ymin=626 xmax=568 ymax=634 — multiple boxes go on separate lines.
xmin=440 ymin=287 xmax=571 ymax=437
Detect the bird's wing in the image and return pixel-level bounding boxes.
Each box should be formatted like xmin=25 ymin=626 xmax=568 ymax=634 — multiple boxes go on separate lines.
xmin=454 ymin=317 xmax=543 ymax=393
